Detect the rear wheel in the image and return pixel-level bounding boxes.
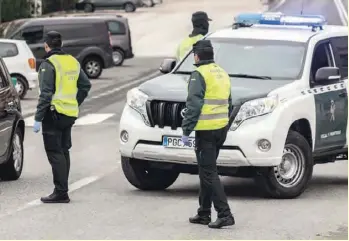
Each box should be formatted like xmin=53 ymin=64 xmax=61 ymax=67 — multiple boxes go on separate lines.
xmin=83 ymin=56 xmax=103 ymax=79
xmin=256 ymin=130 xmax=313 ymax=199
xmin=121 ymin=157 xmax=179 ymax=190
xmin=0 ymin=128 xmax=24 ymax=181
xmin=13 ymin=75 xmax=28 ymax=99
xmin=84 ymin=3 xmax=94 ymax=12
xmin=124 ymin=2 xmax=136 ymax=12
xmin=112 ymin=49 xmax=125 ymax=66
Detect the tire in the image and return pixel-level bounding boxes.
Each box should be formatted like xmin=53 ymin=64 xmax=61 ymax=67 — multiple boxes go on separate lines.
xmin=112 ymin=49 xmax=125 ymax=66
xmin=124 ymin=2 xmax=136 ymax=12
xmin=0 ymin=128 xmax=24 ymax=181
xmin=82 ymin=56 xmax=103 ymax=79
xmin=256 ymin=130 xmax=314 ymax=199
xmin=14 ymin=75 xmax=28 ymax=99
xmin=84 ymin=3 xmax=94 ymax=12
xmin=121 ymin=157 xmax=179 ymax=190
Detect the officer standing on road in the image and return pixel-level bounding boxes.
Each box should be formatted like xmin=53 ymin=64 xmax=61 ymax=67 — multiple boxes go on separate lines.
xmin=181 ymin=40 xmax=235 ymax=229
xmin=33 ymin=31 xmax=91 ymax=203
xmin=176 ymin=11 xmax=212 ymax=61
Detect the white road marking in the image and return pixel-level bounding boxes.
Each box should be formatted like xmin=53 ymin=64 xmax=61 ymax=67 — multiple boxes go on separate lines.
xmin=24 ymin=113 xmax=115 ymax=127
xmin=269 ymin=0 xmax=286 ymax=11
xmin=0 ymin=176 xmax=101 ymax=219
xmin=74 ymin=113 xmax=115 ymax=125
xmin=334 ymin=0 xmax=348 ymax=25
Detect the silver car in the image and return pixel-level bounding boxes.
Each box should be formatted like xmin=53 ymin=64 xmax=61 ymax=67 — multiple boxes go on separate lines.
xmin=76 ymin=0 xmax=143 ymax=13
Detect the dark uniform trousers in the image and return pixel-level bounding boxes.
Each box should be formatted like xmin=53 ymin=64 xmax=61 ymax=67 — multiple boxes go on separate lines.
xmin=195 ymin=126 xmax=232 ymax=218
xmin=42 ymin=109 xmax=76 ymax=194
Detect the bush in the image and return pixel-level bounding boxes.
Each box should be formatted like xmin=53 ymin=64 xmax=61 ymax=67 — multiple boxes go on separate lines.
xmin=42 ymin=0 xmax=77 ymax=14
xmin=0 ymin=0 xmax=30 ymax=22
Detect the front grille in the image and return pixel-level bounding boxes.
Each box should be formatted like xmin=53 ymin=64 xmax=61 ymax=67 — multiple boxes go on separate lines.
xmin=146 ymin=100 xmax=186 ymax=129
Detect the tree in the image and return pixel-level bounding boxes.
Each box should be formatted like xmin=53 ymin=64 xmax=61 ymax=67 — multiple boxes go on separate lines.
xmin=0 ymin=0 xmax=30 ymax=23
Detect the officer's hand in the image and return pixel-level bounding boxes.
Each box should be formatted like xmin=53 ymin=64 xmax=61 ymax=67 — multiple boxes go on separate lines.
xmin=181 ymin=135 xmax=190 ymax=146
xmin=33 ymin=121 xmax=41 ymax=133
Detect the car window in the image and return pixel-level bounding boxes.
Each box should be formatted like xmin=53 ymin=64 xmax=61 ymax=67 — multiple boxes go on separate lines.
xmin=17 ymin=26 xmax=44 ymax=44
xmin=331 ymin=36 xmax=348 ymax=79
xmin=46 ymin=23 xmax=101 ymax=39
xmin=107 ymin=21 xmax=126 ymax=35
xmin=310 ymin=41 xmax=335 ymax=85
xmin=176 ymin=38 xmax=307 ymax=80
xmin=0 ymin=42 xmax=18 ymax=58
xmin=0 ymin=59 xmax=9 ymax=88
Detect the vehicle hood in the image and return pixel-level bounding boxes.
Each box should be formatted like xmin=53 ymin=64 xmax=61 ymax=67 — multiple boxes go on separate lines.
xmin=138 ymin=73 xmax=293 ymax=105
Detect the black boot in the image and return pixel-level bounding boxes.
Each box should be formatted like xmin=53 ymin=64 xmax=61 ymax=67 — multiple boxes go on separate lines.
xmin=208 ymin=215 xmax=235 ymax=229
xmin=40 ymin=192 xmax=70 ymax=203
xmin=189 ymin=214 xmax=211 ymax=225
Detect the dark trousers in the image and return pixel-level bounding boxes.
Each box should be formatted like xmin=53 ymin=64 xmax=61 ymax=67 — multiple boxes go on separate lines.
xmin=42 ymin=109 xmax=76 ymax=194
xmin=195 ymin=126 xmax=232 ymax=218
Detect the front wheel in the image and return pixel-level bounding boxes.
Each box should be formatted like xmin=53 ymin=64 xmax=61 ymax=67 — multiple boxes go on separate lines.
xmin=121 ymin=157 xmax=179 ymax=190
xmin=0 ymin=128 xmax=24 ymax=181
xmin=256 ymin=130 xmax=313 ymax=199
xmin=83 ymin=56 xmax=103 ymax=79
xmin=124 ymin=3 xmax=136 ymax=12
xmin=84 ymin=3 xmax=94 ymax=12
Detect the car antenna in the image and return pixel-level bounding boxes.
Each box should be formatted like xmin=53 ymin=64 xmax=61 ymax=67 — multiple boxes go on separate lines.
xmin=300 ymin=0 xmax=306 ymax=15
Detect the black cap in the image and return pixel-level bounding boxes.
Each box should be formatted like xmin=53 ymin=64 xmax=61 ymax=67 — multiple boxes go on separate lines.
xmin=44 ymin=31 xmax=62 ymax=47
xmin=193 ymin=39 xmax=213 ymax=53
xmin=192 ymin=11 xmax=212 ymax=22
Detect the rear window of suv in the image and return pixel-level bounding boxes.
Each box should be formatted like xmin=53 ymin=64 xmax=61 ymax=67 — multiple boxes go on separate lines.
xmin=107 ymin=21 xmax=126 ymax=35
xmin=0 ymin=42 xmax=18 ymax=58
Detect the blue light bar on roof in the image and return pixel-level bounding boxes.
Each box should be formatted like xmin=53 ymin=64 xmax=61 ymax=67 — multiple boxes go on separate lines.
xmin=234 ymin=12 xmax=326 ymax=29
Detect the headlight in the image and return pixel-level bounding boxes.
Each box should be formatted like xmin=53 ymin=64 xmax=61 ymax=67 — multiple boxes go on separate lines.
xmin=230 ymin=95 xmax=278 ymax=131
xmin=126 ymin=88 xmax=150 ymax=126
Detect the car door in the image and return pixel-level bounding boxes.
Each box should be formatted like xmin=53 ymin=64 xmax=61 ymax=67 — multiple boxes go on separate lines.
xmin=311 ymin=38 xmax=348 ymax=152
xmin=0 ymin=58 xmax=17 ymax=162
xmin=331 ymin=36 xmax=348 ymax=148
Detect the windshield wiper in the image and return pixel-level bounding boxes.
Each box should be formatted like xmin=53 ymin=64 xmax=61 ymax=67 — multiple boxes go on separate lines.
xmin=229 ymin=74 xmax=272 ymax=80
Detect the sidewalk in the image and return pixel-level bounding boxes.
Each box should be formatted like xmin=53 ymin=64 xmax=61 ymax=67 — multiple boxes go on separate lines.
xmin=125 ymin=0 xmax=267 ymax=57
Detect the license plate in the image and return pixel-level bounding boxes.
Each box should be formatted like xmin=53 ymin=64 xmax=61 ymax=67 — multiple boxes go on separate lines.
xmin=163 ymin=136 xmax=195 ymax=149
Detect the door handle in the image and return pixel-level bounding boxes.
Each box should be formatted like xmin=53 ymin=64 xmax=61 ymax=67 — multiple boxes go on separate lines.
xmin=339 ymin=91 xmax=347 ymax=98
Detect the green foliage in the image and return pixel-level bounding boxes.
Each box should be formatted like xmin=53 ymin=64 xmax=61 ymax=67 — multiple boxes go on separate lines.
xmin=42 ymin=0 xmax=77 ymax=14
xmin=0 ymin=0 xmax=30 ymax=22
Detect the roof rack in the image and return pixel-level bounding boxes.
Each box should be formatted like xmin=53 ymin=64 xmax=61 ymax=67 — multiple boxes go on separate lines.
xmin=233 ymin=12 xmax=327 ymax=31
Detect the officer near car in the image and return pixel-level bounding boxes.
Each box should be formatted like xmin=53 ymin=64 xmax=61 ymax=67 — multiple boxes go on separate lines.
xmin=176 ymin=11 xmax=212 ymax=61
xmin=33 ymin=31 xmax=91 ymax=203
xmin=181 ymin=39 xmax=235 ymax=229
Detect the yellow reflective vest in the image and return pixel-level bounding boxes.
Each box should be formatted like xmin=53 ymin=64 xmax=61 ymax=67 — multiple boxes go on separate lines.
xmin=176 ymin=34 xmax=203 ymax=61
xmin=48 ymin=54 xmax=80 ymax=117
xmin=193 ymin=63 xmax=231 ymax=131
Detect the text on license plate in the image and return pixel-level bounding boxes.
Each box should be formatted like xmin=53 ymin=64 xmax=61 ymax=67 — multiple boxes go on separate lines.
xmin=163 ymin=136 xmax=195 ymax=148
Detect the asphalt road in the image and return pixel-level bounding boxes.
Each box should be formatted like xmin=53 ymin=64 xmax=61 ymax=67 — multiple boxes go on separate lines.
xmin=0 ymin=0 xmax=347 ymax=239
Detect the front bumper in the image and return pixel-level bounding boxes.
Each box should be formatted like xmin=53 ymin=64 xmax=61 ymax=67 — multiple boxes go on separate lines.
xmin=119 ymin=105 xmax=284 ymax=167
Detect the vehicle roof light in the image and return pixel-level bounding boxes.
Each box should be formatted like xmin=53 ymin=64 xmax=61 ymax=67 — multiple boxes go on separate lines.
xmin=234 ymin=12 xmax=326 ymax=30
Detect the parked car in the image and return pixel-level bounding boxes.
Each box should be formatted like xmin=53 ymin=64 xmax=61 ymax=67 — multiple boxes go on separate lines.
xmin=0 ymin=57 xmax=25 ymax=181
xmin=3 ymin=16 xmax=115 ymax=79
xmin=76 ymin=0 xmax=143 ymax=13
xmin=0 ymin=39 xmax=38 ymax=99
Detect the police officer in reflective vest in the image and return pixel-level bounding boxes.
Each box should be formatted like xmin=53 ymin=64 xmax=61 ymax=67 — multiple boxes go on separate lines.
xmin=33 ymin=31 xmax=91 ymax=203
xmin=181 ymin=40 xmax=235 ymax=229
xmin=176 ymin=11 xmax=212 ymax=61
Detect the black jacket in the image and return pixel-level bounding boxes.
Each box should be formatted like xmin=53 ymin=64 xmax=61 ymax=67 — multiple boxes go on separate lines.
xmin=34 ymin=49 xmax=92 ymax=122
xmin=181 ymin=60 xmax=233 ymax=136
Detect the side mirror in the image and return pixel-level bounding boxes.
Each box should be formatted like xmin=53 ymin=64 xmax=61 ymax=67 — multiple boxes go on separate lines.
xmin=159 ymin=58 xmax=176 ymax=74
xmin=315 ymin=67 xmax=341 ymax=85
xmin=11 ymin=77 xmax=17 ymax=86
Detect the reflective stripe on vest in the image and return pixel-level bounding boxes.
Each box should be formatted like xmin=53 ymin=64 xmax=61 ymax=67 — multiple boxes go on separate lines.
xmin=177 ymin=34 xmax=203 ymax=61
xmin=194 ymin=63 xmax=231 ymax=130
xmin=48 ymin=54 xmax=80 ymax=117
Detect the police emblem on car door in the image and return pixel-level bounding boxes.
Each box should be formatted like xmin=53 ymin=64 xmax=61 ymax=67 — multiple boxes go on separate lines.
xmin=311 ymin=40 xmax=348 ymax=151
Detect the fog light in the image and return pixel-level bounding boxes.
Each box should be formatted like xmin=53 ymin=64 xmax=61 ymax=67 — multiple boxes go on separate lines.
xmin=120 ymin=130 xmax=129 ymax=143
xmin=257 ymin=139 xmax=271 ymax=152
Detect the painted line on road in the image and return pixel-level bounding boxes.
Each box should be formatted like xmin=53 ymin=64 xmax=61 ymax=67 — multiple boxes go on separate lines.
xmin=334 ymin=0 xmax=348 ymax=25
xmin=0 ymin=167 xmax=118 ymax=219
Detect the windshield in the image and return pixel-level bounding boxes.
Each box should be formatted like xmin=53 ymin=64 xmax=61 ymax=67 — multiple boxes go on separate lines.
xmin=175 ymin=38 xmax=306 ymax=80
xmin=3 ymin=20 xmax=26 ymax=38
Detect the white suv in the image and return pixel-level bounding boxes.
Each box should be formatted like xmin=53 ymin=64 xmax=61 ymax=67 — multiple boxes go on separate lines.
xmin=119 ymin=13 xmax=348 ymax=198
xmin=0 ymin=39 xmax=37 ymax=99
